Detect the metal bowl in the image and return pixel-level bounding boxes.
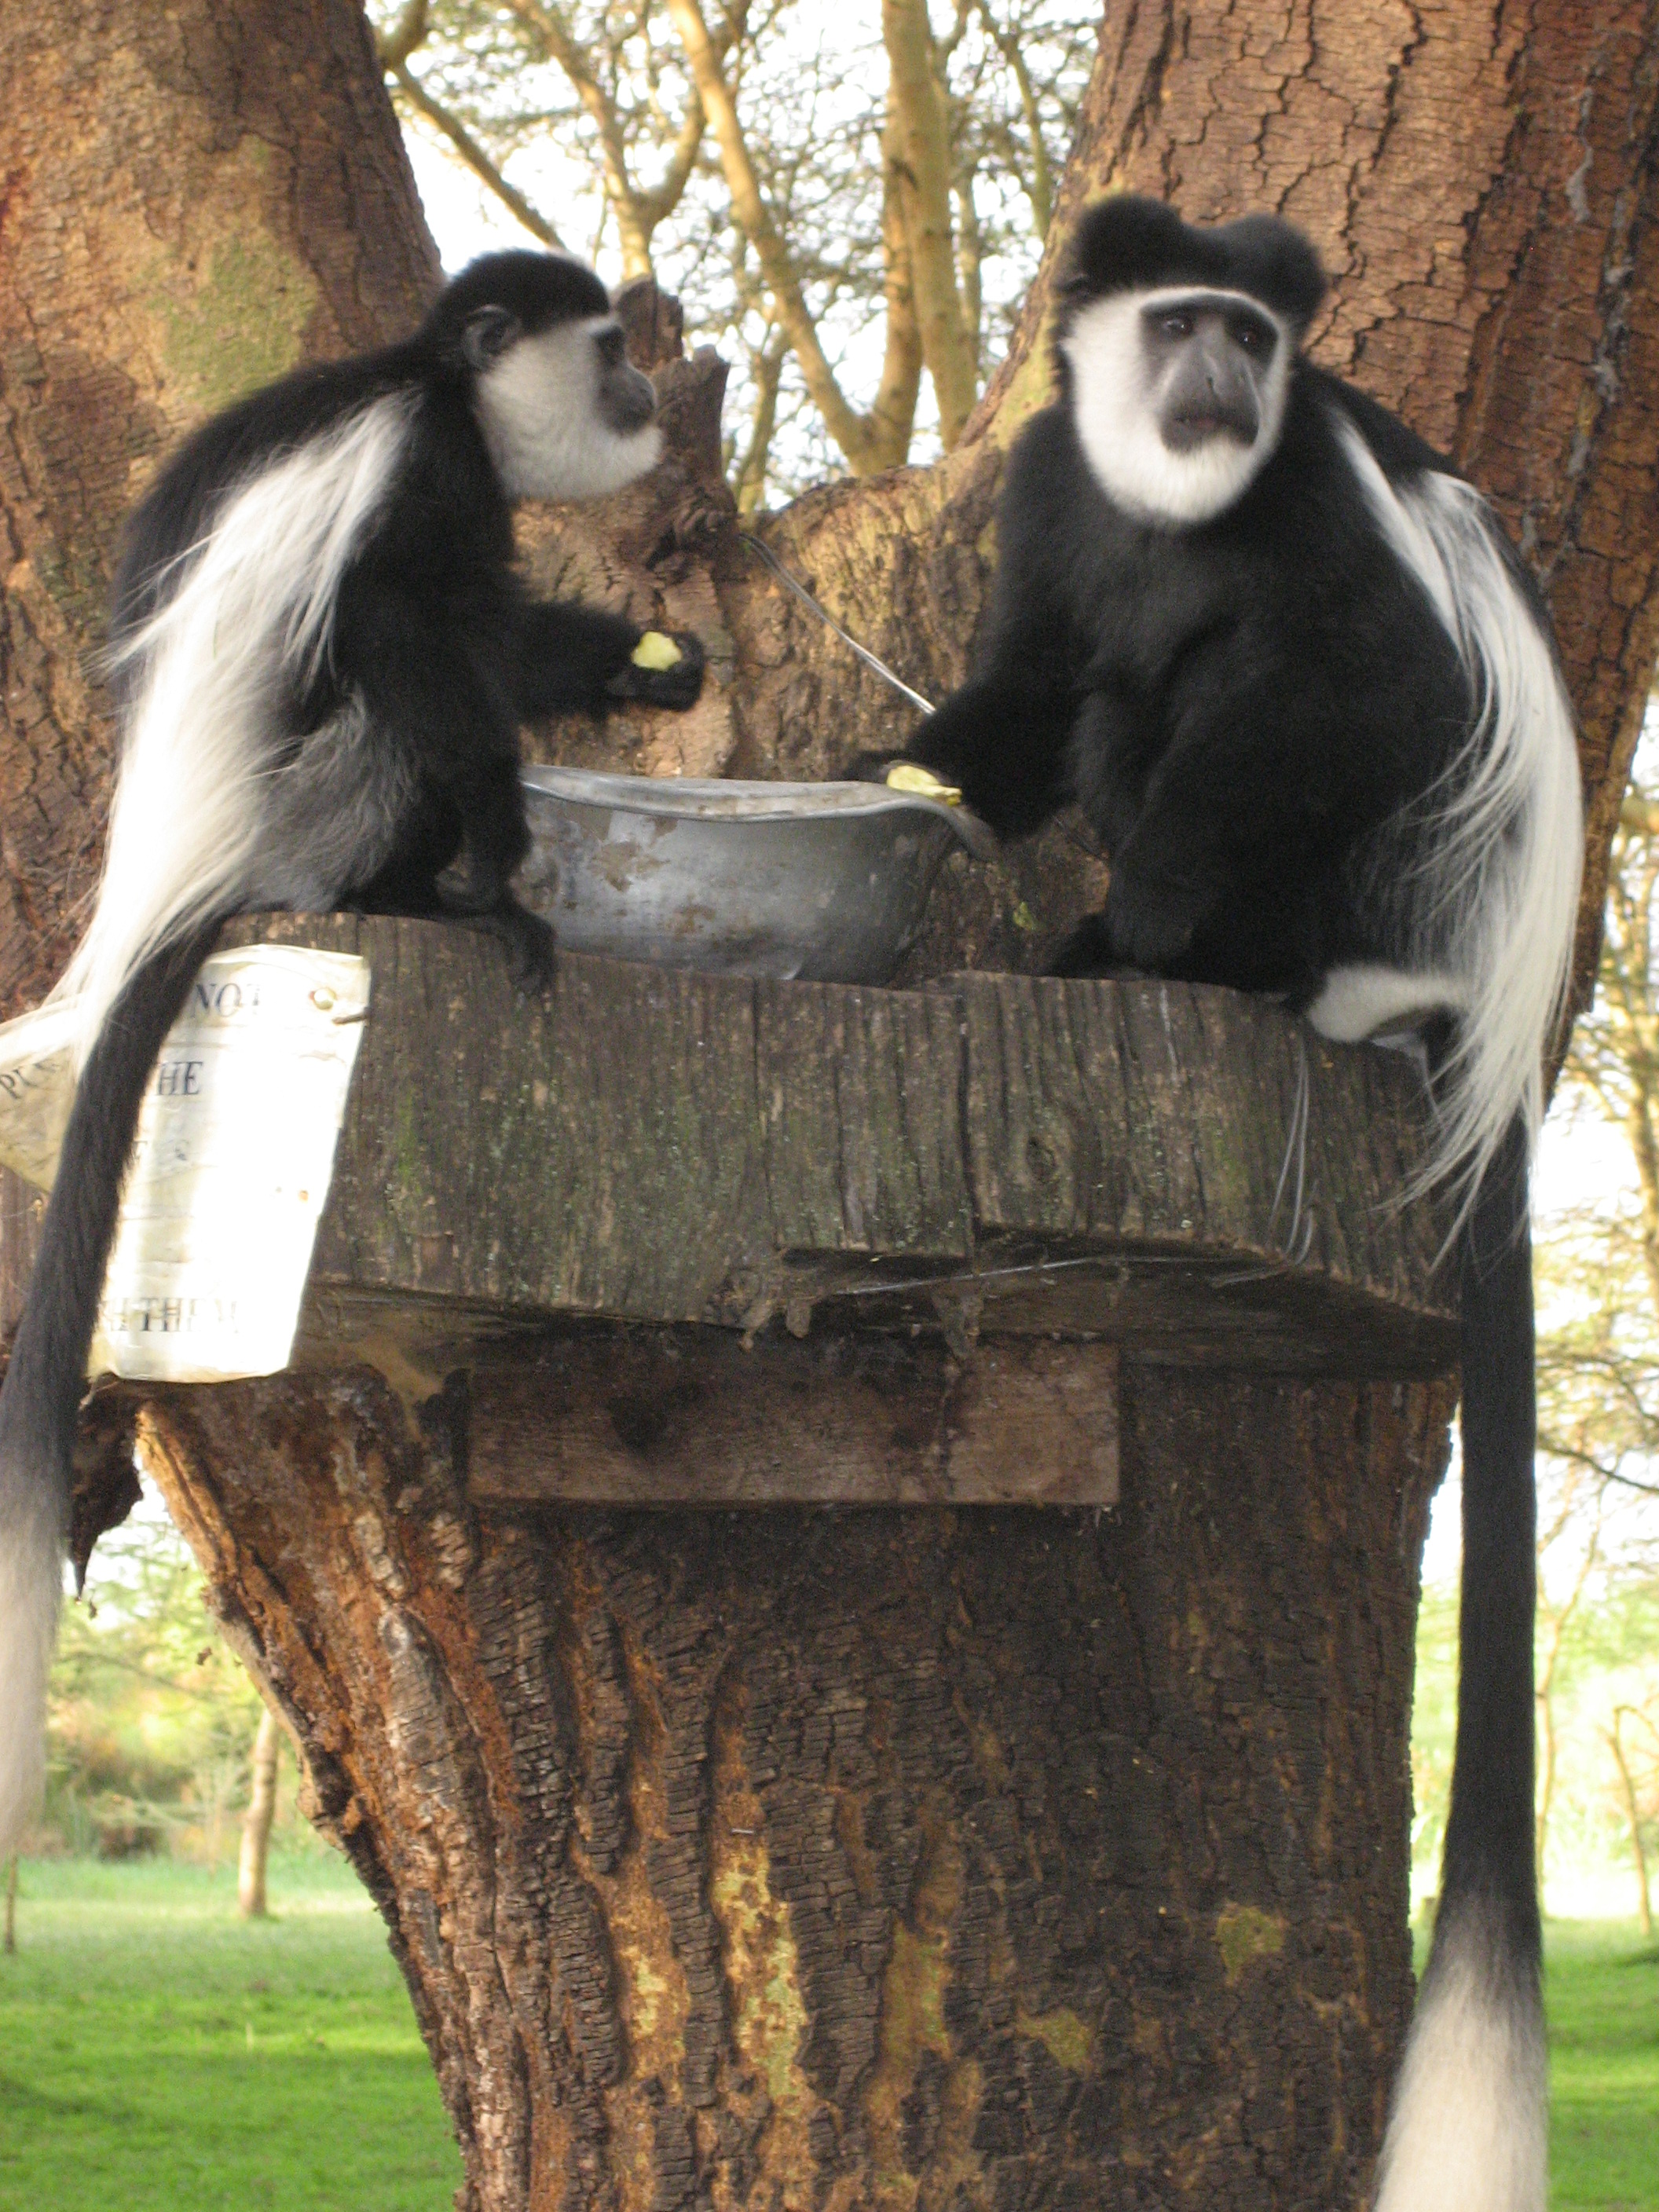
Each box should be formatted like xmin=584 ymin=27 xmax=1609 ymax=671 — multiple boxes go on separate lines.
xmin=518 ymin=766 xmax=996 ymax=984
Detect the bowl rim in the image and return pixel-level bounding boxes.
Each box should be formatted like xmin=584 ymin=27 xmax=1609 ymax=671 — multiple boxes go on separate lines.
xmin=520 ymin=764 xmax=998 ymax=858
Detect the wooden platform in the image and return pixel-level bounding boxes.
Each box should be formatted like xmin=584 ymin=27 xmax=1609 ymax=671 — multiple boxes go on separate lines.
xmin=2 ymin=914 xmax=1459 ymax=1512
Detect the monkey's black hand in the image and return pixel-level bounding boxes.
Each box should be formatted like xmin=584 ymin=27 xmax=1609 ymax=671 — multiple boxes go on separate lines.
xmin=844 ymin=749 xmax=906 ymax=784
xmin=607 ymin=630 xmax=705 ymax=711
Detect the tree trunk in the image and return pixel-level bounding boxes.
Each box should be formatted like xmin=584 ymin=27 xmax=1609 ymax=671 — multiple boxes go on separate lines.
xmin=239 ymin=1707 xmax=282 ymax=1920
xmin=0 ymin=0 xmax=438 ymax=1020
xmin=1609 ymin=1710 xmax=1654 ymax=1939
xmin=101 ymin=914 xmax=1460 ymax=2212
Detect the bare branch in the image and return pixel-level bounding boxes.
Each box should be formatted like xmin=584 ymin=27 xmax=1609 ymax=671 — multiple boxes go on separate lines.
xmin=883 ymin=0 xmax=979 ymax=446
xmin=386 ymin=60 xmax=566 ymax=250
xmin=665 ymin=0 xmax=896 ymax=474
xmin=377 ymin=0 xmax=432 ymax=71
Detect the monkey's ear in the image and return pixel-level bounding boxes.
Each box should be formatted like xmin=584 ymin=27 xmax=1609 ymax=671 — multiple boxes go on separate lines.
xmin=463 ymin=306 xmax=522 ymax=371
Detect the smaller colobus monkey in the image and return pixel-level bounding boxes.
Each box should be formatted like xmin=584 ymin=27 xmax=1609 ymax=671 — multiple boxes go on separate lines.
xmin=889 ymin=197 xmax=1583 ymax=2212
xmin=0 ymin=251 xmax=705 ymax=1856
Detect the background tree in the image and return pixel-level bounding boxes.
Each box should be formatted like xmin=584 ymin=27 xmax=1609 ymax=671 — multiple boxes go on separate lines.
xmin=368 ymin=0 xmax=1097 ymax=498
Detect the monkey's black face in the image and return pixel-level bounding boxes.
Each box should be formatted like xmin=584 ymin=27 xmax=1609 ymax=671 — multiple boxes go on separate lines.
xmin=1140 ymin=293 xmax=1279 ymax=452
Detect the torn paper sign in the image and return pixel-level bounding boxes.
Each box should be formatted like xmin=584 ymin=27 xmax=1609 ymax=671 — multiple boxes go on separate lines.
xmin=0 ymin=945 xmax=372 ymax=1382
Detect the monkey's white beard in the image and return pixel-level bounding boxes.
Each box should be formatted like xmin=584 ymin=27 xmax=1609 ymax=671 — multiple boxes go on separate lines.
xmin=475 ymin=321 xmax=663 ymax=501
xmin=1064 ymin=291 xmax=1291 ymax=526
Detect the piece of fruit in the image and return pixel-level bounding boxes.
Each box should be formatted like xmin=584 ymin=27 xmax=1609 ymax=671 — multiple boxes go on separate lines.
xmin=884 ymin=761 xmax=962 ymax=804
xmin=631 ymin=630 xmax=683 ymax=671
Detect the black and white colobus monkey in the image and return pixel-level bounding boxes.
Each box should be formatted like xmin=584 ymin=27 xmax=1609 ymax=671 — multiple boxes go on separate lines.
xmin=0 ymin=251 xmax=705 ymax=1857
xmin=894 ymin=197 xmax=1582 ymax=2212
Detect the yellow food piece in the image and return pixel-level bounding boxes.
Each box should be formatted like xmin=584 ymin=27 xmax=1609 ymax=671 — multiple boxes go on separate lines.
xmin=884 ymin=761 xmax=962 ymax=804
xmin=631 ymin=630 xmax=683 ymax=671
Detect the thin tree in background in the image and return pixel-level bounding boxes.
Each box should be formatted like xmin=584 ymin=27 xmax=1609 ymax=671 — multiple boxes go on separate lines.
xmin=238 ymin=1709 xmax=282 ymax=1919
xmin=1606 ymin=1704 xmax=1656 ymax=1936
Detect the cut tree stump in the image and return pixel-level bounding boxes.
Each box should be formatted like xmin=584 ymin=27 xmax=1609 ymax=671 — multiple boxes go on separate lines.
xmin=2 ymin=914 xmax=1459 ymax=2212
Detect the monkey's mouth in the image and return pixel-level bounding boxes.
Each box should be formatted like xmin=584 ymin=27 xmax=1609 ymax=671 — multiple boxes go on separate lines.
xmin=1163 ymin=410 xmax=1255 ymax=452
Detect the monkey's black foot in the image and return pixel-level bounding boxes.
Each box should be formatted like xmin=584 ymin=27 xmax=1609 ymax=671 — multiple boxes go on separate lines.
xmin=1048 ymin=916 xmax=1118 ymax=977
xmin=1101 ymin=869 xmax=1208 ymax=972
xmin=467 ymin=899 xmax=556 ymax=994
xmin=608 ymin=630 xmax=706 ymax=711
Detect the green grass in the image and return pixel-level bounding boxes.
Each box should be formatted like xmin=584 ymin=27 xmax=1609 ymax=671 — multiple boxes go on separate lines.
xmin=0 ymin=1855 xmax=460 ymax=2212
xmin=1 ymin=1867 xmax=1654 ymax=2208
xmin=1544 ymin=1922 xmax=1659 ymax=2210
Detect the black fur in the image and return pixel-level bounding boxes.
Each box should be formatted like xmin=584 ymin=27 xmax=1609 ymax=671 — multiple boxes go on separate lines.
xmin=114 ymin=251 xmax=701 ymax=967
xmin=908 ymin=373 xmax=1473 ymax=1003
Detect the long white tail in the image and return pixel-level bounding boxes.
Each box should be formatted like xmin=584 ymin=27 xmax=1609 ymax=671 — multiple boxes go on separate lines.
xmin=1335 ymin=416 xmax=1582 ymax=1212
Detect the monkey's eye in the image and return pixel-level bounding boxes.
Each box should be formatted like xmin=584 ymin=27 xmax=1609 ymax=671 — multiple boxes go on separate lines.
xmin=1159 ymin=312 xmax=1193 ymax=339
xmin=595 ymin=324 xmax=628 ymax=367
xmin=1230 ymin=315 xmax=1273 ymax=354
xmin=462 ymin=306 xmax=522 ymax=370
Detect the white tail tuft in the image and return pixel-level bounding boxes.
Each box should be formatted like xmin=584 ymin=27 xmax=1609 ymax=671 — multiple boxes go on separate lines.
xmin=1335 ymin=417 xmax=1582 ymax=1214
xmin=1374 ymin=1911 xmax=1547 ymax=2212
xmin=53 ymin=393 xmax=417 ymax=1070
xmin=0 ymin=1469 xmax=64 ymax=1857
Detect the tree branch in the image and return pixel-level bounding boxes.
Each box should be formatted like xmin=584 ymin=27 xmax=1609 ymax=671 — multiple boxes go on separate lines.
xmin=386 ymin=60 xmax=565 ymax=250
xmin=882 ymin=0 xmax=979 ymax=447
xmin=665 ymin=0 xmax=892 ymax=474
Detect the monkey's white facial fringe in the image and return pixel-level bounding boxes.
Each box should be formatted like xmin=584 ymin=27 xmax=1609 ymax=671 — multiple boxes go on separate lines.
xmin=53 ymin=395 xmax=417 ymax=1071
xmin=474 ymin=319 xmax=663 ymax=502
xmin=0 ymin=1467 xmax=61 ymax=1856
xmin=1335 ymin=416 xmax=1583 ymax=1217
xmin=1373 ymin=1908 xmax=1547 ymax=2212
xmin=1064 ymin=291 xmax=1291 ymax=527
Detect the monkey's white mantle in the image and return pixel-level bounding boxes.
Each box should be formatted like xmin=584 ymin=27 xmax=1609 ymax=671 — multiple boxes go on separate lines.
xmin=0 ymin=946 xmax=370 ymax=1381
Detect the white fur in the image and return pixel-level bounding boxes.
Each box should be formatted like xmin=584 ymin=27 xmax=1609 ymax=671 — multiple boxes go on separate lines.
xmin=1307 ymin=962 xmax=1467 ymax=1042
xmin=1064 ymin=287 xmax=1293 ymax=526
xmin=474 ymin=317 xmax=662 ymax=501
xmin=1374 ymin=1919 xmax=1547 ymax=2212
xmin=1334 ymin=415 xmax=1583 ymax=1210
xmin=54 ymin=394 xmax=418 ymax=1071
xmin=0 ymin=1470 xmax=64 ymax=1855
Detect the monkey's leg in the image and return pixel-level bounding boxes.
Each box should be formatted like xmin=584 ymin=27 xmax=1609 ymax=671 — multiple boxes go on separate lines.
xmin=436 ymin=754 xmax=555 ymax=991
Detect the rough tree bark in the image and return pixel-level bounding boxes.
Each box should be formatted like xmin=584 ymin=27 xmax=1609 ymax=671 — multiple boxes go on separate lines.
xmin=4 ymin=5 xmax=1659 ymax=2210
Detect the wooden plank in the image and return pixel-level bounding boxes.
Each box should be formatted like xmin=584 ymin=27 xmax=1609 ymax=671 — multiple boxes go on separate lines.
xmin=755 ymin=976 xmax=970 ymax=1262
xmin=467 ymin=1328 xmax=1119 ymax=1506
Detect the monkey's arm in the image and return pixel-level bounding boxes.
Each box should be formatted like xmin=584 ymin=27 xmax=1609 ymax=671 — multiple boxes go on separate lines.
xmin=515 ymin=601 xmax=705 ymax=716
xmin=899 ymin=665 xmax=1075 ymax=837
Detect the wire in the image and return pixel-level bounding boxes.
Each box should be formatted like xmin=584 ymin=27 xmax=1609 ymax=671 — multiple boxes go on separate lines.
xmin=742 ymin=533 xmax=936 ymax=716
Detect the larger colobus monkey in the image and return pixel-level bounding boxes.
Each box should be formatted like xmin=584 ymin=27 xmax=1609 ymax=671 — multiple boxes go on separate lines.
xmin=0 ymin=251 xmax=705 ymax=1856
xmin=892 ymin=198 xmax=1581 ymax=2212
